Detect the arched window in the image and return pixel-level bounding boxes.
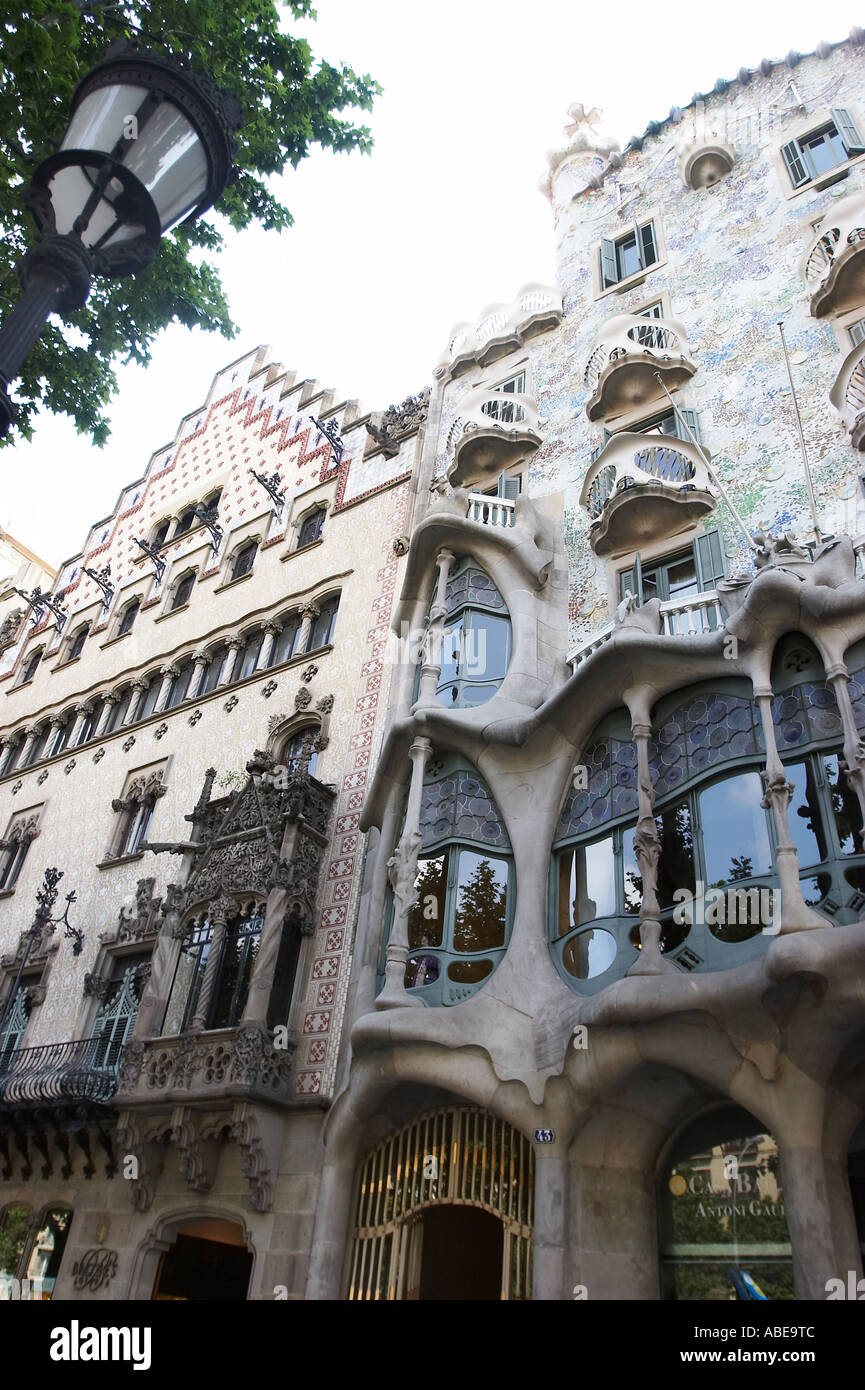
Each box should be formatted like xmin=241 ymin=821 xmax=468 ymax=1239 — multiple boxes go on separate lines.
xmin=270 ymin=614 xmax=301 ymax=666
xmin=383 ymin=756 xmax=513 ymax=1006
xmin=307 ymin=595 xmax=339 ymax=652
xmin=276 ymin=728 xmax=318 ymax=777
xmin=297 ymin=506 xmax=326 ymax=549
xmin=170 ymin=571 xmax=195 ymax=611
xmin=174 ymin=508 xmax=196 ymax=538
xmin=18 ymin=648 xmax=42 ymax=684
xmin=233 ymin=630 xmax=262 ymax=683
xmin=231 ymin=540 xmax=257 ymax=581
xmin=118 ymin=597 xmax=140 ymax=635
xmin=24 ymin=1207 xmax=73 ymax=1299
xmin=432 ymin=560 xmax=510 ymax=708
xmin=22 ymin=725 xmax=50 ymax=767
xmin=65 ymin=623 xmax=89 ymax=663
xmin=0 ymin=1205 xmax=31 ymax=1291
xmin=0 ymin=981 xmax=30 ymax=1055
xmin=162 ymin=903 xmax=264 ymax=1034
xmin=0 ymin=824 xmax=33 ymax=890
xmin=104 ymin=687 xmax=132 ymax=733
xmin=151 ymin=519 xmax=171 ymax=548
xmin=46 ymin=715 xmax=73 ymax=758
xmin=164 ymin=661 xmax=194 ymax=709
xmin=74 ymin=700 xmax=104 ymax=746
xmin=137 ymin=676 xmax=162 ymax=721
xmin=199 ymin=645 xmax=227 ymax=696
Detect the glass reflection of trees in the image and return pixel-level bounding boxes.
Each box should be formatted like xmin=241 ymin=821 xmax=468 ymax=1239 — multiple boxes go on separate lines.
xmin=388 ymin=755 xmax=513 ymax=1004
xmin=554 ymin=739 xmax=865 ymax=989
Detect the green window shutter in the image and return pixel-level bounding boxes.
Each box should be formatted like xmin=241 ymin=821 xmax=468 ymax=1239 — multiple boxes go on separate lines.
xmin=781 ymin=138 xmax=809 ymax=187
xmin=501 ymin=475 xmax=521 ymax=500
xmin=600 ymin=237 xmax=618 ymax=287
xmin=641 ymin=221 xmax=658 ymax=267
xmin=678 ymin=407 xmax=702 ymax=444
xmin=694 ymin=529 xmax=726 ymax=591
xmin=632 ymin=220 xmax=646 ymax=270
xmin=831 ymin=107 xmax=865 ymax=156
xmin=619 ymin=552 xmax=643 ymax=602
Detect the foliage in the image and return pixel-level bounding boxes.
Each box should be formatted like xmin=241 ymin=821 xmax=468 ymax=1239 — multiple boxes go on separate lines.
xmin=0 ymin=1 xmax=379 ymax=442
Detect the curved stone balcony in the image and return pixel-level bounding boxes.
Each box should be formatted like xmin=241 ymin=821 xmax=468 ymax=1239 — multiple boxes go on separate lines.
xmin=584 ymin=314 xmax=697 ymax=424
xmin=830 ymin=336 xmax=865 ymax=449
xmin=580 ymin=431 xmax=716 ymax=557
xmin=441 ymin=284 xmax=563 ymax=375
xmin=803 ymin=190 xmax=865 ymax=318
xmin=446 ymin=386 xmax=543 ymax=489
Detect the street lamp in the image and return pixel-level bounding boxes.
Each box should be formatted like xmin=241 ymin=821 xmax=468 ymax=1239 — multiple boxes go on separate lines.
xmin=0 ymin=42 xmax=242 ymax=435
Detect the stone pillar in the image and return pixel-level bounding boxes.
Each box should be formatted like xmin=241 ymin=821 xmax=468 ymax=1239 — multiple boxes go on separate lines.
xmin=17 ymin=724 xmax=41 ymax=767
xmin=532 ymin=1154 xmax=568 ymax=1299
xmin=415 ymin=549 xmax=455 ymax=708
xmin=218 ymin=639 xmax=242 ymax=688
xmin=94 ymin=693 xmax=117 ymax=739
xmin=297 ymin=602 xmax=319 ymax=657
xmin=124 ymin=679 xmax=148 ymax=726
xmin=155 ymin=664 xmax=179 ymax=713
xmin=779 ymin=1141 xmax=840 ymax=1299
xmin=376 ymin=735 xmax=431 ymax=1010
xmin=826 ymin=665 xmax=865 ymax=850
xmin=69 ymin=702 xmax=91 ymax=747
xmin=0 ymin=738 xmax=15 ymax=776
xmin=46 ymin=716 xmax=65 ymax=757
xmin=257 ymin=622 xmax=281 ymax=671
xmin=306 ymin=1157 xmax=356 ymax=1300
xmin=133 ymin=886 xmax=187 ymax=1038
xmin=190 ymin=893 xmax=234 ymax=1030
xmin=755 ymin=691 xmax=827 ymax=932
xmin=626 ymin=697 xmax=675 ymax=976
xmin=187 ymin=651 xmax=210 ymax=701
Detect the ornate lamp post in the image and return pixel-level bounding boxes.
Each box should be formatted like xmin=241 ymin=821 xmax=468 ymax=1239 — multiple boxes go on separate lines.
xmin=0 ymin=43 xmax=242 ymax=435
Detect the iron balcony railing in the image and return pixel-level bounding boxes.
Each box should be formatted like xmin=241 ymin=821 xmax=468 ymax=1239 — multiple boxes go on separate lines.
xmin=0 ymin=1036 xmax=121 ymax=1106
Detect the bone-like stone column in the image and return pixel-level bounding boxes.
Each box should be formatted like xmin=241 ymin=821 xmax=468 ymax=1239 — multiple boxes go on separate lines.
xmin=415 ymin=549 xmax=455 ymax=708
xmin=376 ymin=735 xmax=431 ymax=1009
xmin=532 ymin=1154 xmax=568 ymax=1299
xmin=626 ymin=695 xmax=676 ymax=976
xmin=826 ymin=664 xmax=865 ymax=850
xmin=755 ymin=690 xmax=827 ymax=932
xmin=779 ymin=1141 xmax=841 ymax=1299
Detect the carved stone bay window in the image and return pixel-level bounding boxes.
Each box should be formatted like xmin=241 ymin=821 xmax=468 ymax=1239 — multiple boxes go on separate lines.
xmin=115 ymin=741 xmax=334 ymax=1127
xmin=106 ymin=768 xmax=168 ymax=863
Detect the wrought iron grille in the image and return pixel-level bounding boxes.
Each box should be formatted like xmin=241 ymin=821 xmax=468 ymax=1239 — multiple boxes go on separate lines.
xmin=0 ymin=1037 xmax=120 ymax=1105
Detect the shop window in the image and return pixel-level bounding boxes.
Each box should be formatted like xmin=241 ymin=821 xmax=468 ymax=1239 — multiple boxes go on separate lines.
xmin=22 ymin=1208 xmax=73 ymax=1300
xmin=660 ymin=1108 xmax=792 ymax=1300
xmin=0 ymin=1205 xmax=31 ymax=1294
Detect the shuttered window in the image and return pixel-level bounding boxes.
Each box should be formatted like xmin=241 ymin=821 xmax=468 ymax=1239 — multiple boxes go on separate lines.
xmin=600 ymin=221 xmax=659 ymax=288
xmin=782 ymin=110 xmax=865 ymax=188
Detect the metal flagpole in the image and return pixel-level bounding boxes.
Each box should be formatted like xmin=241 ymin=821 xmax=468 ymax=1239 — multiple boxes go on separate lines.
xmin=777 ymin=321 xmax=822 ymax=544
xmin=653 ymin=375 xmax=758 ymax=552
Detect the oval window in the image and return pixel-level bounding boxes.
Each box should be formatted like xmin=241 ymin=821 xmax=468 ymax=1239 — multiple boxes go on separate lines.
xmin=563 ymin=927 xmax=617 ymax=980
xmin=447 ymin=959 xmax=493 ymax=984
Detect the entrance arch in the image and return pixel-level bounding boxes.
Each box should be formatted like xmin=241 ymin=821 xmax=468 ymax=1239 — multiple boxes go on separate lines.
xmin=151 ymin=1217 xmax=252 ymax=1301
xmin=348 ymin=1105 xmax=533 ymax=1300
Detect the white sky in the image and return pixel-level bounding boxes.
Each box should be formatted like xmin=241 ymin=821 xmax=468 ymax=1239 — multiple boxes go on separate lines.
xmin=1 ymin=0 xmax=848 ymax=567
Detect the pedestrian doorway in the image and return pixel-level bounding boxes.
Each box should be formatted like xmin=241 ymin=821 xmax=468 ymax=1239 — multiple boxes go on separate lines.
xmin=151 ymin=1217 xmax=252 ymax=1301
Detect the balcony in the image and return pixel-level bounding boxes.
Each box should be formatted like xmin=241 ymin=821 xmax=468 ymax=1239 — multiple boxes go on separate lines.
xmin=0 ymin=1037 xmax=118 ymax=1109
xmin=803 ymin=190 xmax=865 ymax=318
xmin=115 ymin=1023 xmax=295 ymax=1109
xmin=466 ymin=493 xmax=515 ymax=528
xmin=580 ymin=431 xmax=716 ymax=557
xmin=446 ymin=386 xmax=543 ymax=490
xmin=830 ymin=337 xmax=865 ymax=449
xmin=584 ymin=314 xmax=697 ymax=424
xmin=568 ymin=589 xmax=724 ymax=670
xmin=441 ymin=284 xmax=563 ymax=376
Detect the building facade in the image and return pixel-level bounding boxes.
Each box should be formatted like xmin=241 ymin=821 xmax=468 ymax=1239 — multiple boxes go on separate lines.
xmin=4 ymin=30 xmax=865 ymax=1302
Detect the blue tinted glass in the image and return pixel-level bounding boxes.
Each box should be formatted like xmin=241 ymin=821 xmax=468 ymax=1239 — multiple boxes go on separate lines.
xmin=699 ymin=773 xmax=773 ymax=884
